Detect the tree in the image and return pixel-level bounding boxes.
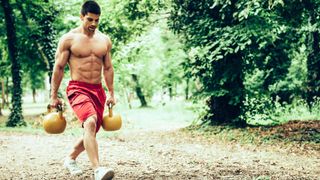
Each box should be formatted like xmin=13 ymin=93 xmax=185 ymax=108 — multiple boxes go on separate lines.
xmin=169 ymin=0 xmax=247 ymax=125
xmin=168 ymin=0 xmax=308 ymax=126
xmin=17 ymin=0 xmax=58 ymax=92
xmin=1 ymin=0 xmax=25 ymax=126
xmin=160 ymin=28 xmax=186 ymax=100
xmin=304 ymin=1 xmax=320 ymax=107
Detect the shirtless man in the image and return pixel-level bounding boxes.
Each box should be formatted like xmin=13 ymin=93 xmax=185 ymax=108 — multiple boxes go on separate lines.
xmin=50 ymin=1 xmax=115 ymax=180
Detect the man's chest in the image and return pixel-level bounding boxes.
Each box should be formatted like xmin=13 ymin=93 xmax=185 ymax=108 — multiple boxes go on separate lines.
xmin=70 ymin=36 xmax=107 ymax=58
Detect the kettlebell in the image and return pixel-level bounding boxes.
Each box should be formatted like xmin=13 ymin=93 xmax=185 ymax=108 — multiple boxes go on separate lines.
xmin=102 ymin=104 xmax=122 ymax=131
xmin=43 ymin=104 xmax=66 ymax=134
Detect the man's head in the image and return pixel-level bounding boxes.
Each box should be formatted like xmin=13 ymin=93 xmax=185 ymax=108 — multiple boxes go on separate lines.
xmin=80 ymin=1 xmax=101 ymax=33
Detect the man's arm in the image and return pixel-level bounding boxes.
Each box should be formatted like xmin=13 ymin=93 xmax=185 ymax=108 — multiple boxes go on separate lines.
xmin=50 ymin=34 xmax=71 ymax=106
xmin=103 ymin=37 xmax=115 ymax=105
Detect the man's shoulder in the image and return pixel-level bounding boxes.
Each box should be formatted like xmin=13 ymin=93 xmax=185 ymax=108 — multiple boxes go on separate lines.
xmin=97 ymin=30 xmax=111 ymax=42
xmin=58 ymin=30 xmax=78 ymax=49
xmin=60 ymin=32 xmax=75 ymax=42
xmin=60 ymin=28 xmax=80 ymax=41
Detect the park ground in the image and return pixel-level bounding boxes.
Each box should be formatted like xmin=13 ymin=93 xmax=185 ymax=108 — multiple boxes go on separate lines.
xmin=0 ymin=101 xmax=319 ymax=180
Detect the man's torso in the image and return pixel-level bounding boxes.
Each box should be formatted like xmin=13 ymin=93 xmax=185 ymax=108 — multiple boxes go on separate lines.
xmin=67 ymin=28 xmax=109 ymax=84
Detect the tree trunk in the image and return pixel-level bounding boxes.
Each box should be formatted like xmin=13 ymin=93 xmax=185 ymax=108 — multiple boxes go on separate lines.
xmin=1 ymin=0 xmax=26 ymax=126
xmin=168 ymin=85 xmax=173 ymax=100
xmin=131 ymin=74 xmax=147 ymax=107
xmin=168 ymin=73 xmax=173 ymax=100
xmin=1 ymin=79 xmax=5 ymax=116
xmin=123 ymin=87 xmax=132 ymax=109
xmin=185 ymin=77 xmax=189 ymax=100
xmin=32 ymin=88 xmax=36 ymax=103
xmin=208 ymin=55 xmax=246 ymax=127
xmin=1 ymin=79 xmax=5 ymax=108
xmin=0 ymin=79 xmax=4 ymax=116
xmin=5 ymin=77 xmax=9 ymax=107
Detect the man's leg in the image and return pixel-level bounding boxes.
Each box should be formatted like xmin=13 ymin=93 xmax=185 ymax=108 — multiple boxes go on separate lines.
xmin=83 ymin=115 xmax=114 ymax=180
xmin=64 ymin=138 xmax=84 ymax=175
xmin=83 ymin=115 xmax=99 ymax=169
xmin=68 ymin=138 xmax=85 ymax=160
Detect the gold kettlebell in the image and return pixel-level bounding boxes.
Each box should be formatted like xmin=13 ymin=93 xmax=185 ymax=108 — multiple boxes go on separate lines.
xmin=102 ymin=104 xmax=122 ymax=131
xmin=43 ymin=104 xmax=66 ymax=134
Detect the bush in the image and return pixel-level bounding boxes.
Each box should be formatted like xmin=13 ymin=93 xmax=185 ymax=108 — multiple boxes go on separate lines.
xmin=243 ymin=96 xmax=320 ymax=126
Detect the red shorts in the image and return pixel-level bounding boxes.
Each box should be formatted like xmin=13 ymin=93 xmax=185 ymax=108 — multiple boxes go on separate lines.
xmin=66 ymin=80 xmax=106 ymax=132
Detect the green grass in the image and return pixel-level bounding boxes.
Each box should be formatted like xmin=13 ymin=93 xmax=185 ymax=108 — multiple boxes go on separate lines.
xmin=245 ymin=97 xmax=320 ymax=126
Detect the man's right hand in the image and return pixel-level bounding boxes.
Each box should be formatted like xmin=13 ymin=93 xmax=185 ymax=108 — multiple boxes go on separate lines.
xmin=50 ymin=97 xmax=62 ymax=108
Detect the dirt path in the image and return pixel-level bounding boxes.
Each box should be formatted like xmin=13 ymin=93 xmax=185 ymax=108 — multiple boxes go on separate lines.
xmin=0 ymin=128 xmax=319 ymax=180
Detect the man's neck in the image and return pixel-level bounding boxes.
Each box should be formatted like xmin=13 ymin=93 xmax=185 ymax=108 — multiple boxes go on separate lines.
xmin=80 ymin=26 xmax=95 ymax=37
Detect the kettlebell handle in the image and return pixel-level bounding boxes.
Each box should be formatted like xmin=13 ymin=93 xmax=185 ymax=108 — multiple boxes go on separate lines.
xmin=47 ymin=104 xmax=63 ymax=113
xmin=108 ymin=103 xmax=113 ymax=117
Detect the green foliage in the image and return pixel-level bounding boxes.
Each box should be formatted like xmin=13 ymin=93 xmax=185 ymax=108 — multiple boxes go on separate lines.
xmin=241 ymin=1 xmax=320 ymax=125
xmin=242 ymin=95 xmax=276 ymax=126
xmin=169 ymin=0 xmax=252 ymax=125
xmin=22 ymin=0 xmax=58 ymax=78
xmin=268 ymin=43 xmax=308 ymax=101
xmin=97 ymin=0 xmax=164 ymax=48
xmin=115 ymin=22 xmax=187 ymax=103
xmin=243 ymin=96 xmax=320 ymax=126
xmin=159 ymin=29 xmax=186 ymax=95
xmin=169 ymin=0 xmax=320 ymax=126
xmin=17 ymin=19 xmax=47 ymax=91
xmin=0 ymin=38 xmax=10 ymax=78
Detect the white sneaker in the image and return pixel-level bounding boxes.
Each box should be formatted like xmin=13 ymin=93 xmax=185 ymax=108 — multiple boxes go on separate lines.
xmin=94 ymin=167 xmax=114 ymax=180
xmin=63 ymin=157 xmax=83 ymax=176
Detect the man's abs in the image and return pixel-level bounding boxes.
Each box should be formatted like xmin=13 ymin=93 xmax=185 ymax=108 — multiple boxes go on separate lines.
xmin=65 ymin=30 xmax=108 ymax=84
xmin=69 ymin=54 xmax=103 ymax=84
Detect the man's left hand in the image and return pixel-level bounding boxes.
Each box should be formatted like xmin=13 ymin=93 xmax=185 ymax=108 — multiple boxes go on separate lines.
xmin=106 ymin=96 xmax=116 ymax=107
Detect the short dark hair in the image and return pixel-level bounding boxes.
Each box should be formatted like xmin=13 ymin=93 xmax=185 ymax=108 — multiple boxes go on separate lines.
xmin=81 ymin=1 xmax=101 ymax=15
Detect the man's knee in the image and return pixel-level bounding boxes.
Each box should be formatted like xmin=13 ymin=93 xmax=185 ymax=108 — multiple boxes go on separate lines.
xmin=83 ymin=115 xmax=97 ymax=133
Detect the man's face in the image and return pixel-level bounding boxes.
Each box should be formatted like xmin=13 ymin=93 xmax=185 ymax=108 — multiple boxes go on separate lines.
xmin=81 ymin=12 xmax=100 ymax=32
